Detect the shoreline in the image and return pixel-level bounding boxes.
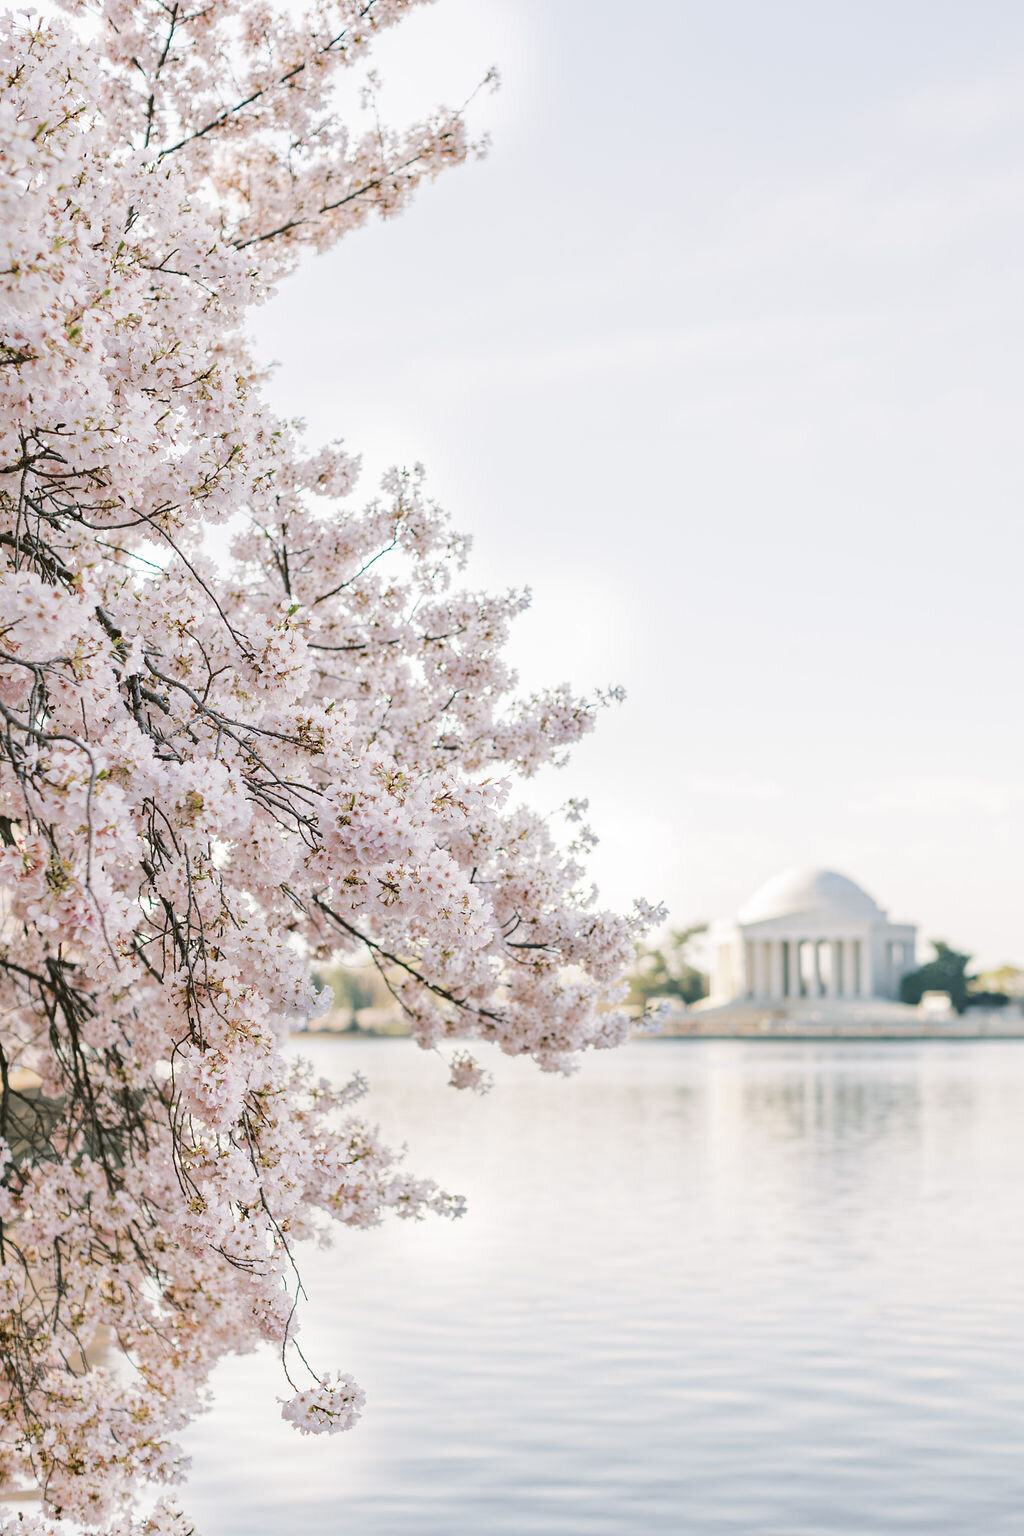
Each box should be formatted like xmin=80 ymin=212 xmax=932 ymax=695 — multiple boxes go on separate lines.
xmin=644 ymin=1029 xmax=1024 ymax=1042
xmin=294 ymin=1025 xmax=1024 ymax=1044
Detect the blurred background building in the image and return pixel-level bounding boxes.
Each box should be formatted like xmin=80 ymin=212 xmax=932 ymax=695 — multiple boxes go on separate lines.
xmin=705 ymin=868 xmax=917 ymax=1006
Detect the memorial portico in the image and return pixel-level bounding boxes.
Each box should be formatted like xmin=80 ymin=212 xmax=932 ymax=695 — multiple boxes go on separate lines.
xmin=706 ymin=868 xmax=917 ymax=1005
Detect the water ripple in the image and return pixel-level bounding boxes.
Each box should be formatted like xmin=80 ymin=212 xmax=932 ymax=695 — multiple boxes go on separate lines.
xmin=184 ymin=1040 xmax=1024 ymax=1535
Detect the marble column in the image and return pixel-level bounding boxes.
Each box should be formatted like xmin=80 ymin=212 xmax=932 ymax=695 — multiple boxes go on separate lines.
xmin=861 ymin=936 xmax=873 ymax=999
xmin=843 ymin=938 xmax=857 ymax=998
xmin=770 ymin=939 xmax=784 ymax=999
xmin=827 ymin=939 xmax=840 ymax=998
xmin=790 ymin=938 xmax=802 ymax=999
xmin=743 ymin=940 xmax=754 ymax=999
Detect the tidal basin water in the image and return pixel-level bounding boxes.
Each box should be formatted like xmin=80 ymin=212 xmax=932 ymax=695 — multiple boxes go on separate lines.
xmin=184 ymin=1038 xmax=1024 ymax=1535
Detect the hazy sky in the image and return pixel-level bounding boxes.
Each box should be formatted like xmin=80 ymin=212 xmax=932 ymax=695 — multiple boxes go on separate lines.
xmin=254 ymin=0 xmax=1024 ymax=968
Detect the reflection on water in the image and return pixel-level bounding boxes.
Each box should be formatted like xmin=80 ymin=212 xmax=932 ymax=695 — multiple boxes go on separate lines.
xmin=184 ymin=1040 xmax=1024 ymax=1535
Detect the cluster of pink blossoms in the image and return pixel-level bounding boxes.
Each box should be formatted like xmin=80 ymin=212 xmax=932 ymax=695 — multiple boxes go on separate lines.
xmin=0 ymin=3 xmax=662 ymax=1531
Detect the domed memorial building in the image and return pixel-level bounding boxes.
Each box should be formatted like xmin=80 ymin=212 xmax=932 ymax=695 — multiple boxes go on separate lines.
xmin=704 ymin=868 xmax=917 ymax=1012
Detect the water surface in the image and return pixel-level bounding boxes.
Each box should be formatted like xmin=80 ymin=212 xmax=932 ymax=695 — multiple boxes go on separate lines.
xmin=184 ymin=1039 xmax=1024 ymax=1534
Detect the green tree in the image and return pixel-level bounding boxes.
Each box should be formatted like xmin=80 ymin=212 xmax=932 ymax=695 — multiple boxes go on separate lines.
xmin=313 ymin=963 xmax=377 ymax=1027
xmin=899 ymin=940 xmax=972 ymax=1014
xmin=628 ymin=924 xmax=708 ymax=1010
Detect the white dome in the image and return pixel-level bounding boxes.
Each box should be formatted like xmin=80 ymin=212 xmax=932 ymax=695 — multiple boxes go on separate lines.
xmin=737 ymin=867 xmax=885 ymax=925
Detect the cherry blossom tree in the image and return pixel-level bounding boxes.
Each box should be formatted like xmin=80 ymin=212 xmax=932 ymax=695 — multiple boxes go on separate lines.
xmin=0 ymin=4 xmax=660 ymax=1530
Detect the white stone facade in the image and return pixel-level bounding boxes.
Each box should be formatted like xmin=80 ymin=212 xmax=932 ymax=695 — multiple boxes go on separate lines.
xmin=707 ymin=868 xmax=917 ymax=1005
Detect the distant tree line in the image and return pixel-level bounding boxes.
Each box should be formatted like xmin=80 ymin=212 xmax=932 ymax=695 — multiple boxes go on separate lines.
xmin=899 ymin=941 xmax=1021 ymax=1014
xmin=311 ymin=962 xmax=384 ymax=1029
xmin=628 ymin=931 xmax=1022 ymax=1017
xmin=628 ymin=924 xmax=709 ymax=1010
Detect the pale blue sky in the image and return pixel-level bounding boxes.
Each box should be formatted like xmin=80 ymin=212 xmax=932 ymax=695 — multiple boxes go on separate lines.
xmin=255 ymin=0 xmax=1024 ymax=967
